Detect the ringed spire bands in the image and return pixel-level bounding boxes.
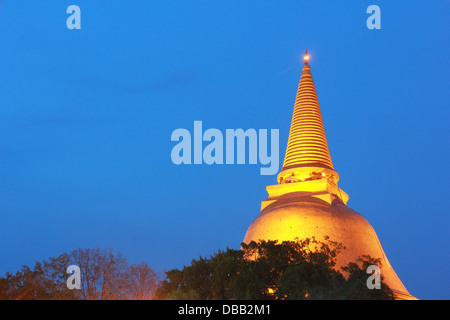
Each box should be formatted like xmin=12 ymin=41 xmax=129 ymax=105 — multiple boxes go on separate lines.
xmin=278 ymin=55 xmax=337 ymax=185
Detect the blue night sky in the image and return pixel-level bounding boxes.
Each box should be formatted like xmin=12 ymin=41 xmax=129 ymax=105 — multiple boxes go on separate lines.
xmin=0 ymin=1 xmax=449 ymax=299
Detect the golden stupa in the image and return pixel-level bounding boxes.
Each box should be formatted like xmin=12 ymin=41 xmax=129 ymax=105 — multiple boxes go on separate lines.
xmin=243 ymin=52 xmax=416 ymax=300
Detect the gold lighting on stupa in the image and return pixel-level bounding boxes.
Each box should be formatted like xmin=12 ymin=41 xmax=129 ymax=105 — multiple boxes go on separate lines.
xmin=243 ymin=51 xmax=416 ymax=300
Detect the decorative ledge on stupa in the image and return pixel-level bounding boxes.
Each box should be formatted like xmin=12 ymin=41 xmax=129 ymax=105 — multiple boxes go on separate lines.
xmin=261 ymin=178 xmax=349 ymax=212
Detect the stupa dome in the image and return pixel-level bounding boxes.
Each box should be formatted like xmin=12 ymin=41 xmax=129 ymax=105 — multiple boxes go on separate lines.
xmin=243 ymin=196 xmax=413 ymax=299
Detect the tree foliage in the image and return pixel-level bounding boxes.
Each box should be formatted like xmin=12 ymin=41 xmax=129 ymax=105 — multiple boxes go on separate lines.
xmin=156 ymin=238 xmax=395 ymax=300
xmin=0 ymin=238 xmax=395 ymax=300
xmin=0 ymin=248 xmax=161 ymax=300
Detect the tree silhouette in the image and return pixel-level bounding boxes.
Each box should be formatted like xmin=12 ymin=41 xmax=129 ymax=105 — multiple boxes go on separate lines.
xmin=0 ymin=248 xmax=160 ymax=300
xmin=157 ymin=238 xmax=394 ymax=300
xmin=0 ymin=239 xmax=395 ymax=300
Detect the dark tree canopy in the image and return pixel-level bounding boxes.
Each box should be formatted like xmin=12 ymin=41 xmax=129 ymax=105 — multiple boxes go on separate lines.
xmin=0 ymin=248 xmax=161 ymax=300
xmin=156 ymin=238 xmax=394 ymax=300
xmin=0 ymin=238 xmax=395 ymax=300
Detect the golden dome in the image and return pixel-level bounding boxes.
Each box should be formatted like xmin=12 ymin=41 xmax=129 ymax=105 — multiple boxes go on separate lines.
xmin=243 ymin=196 xmax=414 ymax=299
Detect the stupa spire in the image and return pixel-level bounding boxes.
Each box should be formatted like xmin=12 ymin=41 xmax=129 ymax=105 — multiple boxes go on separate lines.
xmin=278 ymin=52 xmax=338 ymax=186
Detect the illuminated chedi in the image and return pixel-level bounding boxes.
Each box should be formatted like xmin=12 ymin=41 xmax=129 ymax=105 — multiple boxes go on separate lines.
xmin=243 ymin=52 xmax=416 ymax=300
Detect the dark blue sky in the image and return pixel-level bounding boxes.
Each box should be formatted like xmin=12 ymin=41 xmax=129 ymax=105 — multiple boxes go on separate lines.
xmin=0 ymin=1 xmax=448 ymax=299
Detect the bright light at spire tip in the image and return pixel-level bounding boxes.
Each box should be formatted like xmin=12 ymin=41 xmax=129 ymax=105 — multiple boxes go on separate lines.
xmin=303 ymin=50 xmax=310 ymax=64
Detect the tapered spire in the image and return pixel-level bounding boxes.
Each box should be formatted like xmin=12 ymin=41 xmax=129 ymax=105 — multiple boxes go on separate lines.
xmin=278 ymin=52 xmax=338 ymax=185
